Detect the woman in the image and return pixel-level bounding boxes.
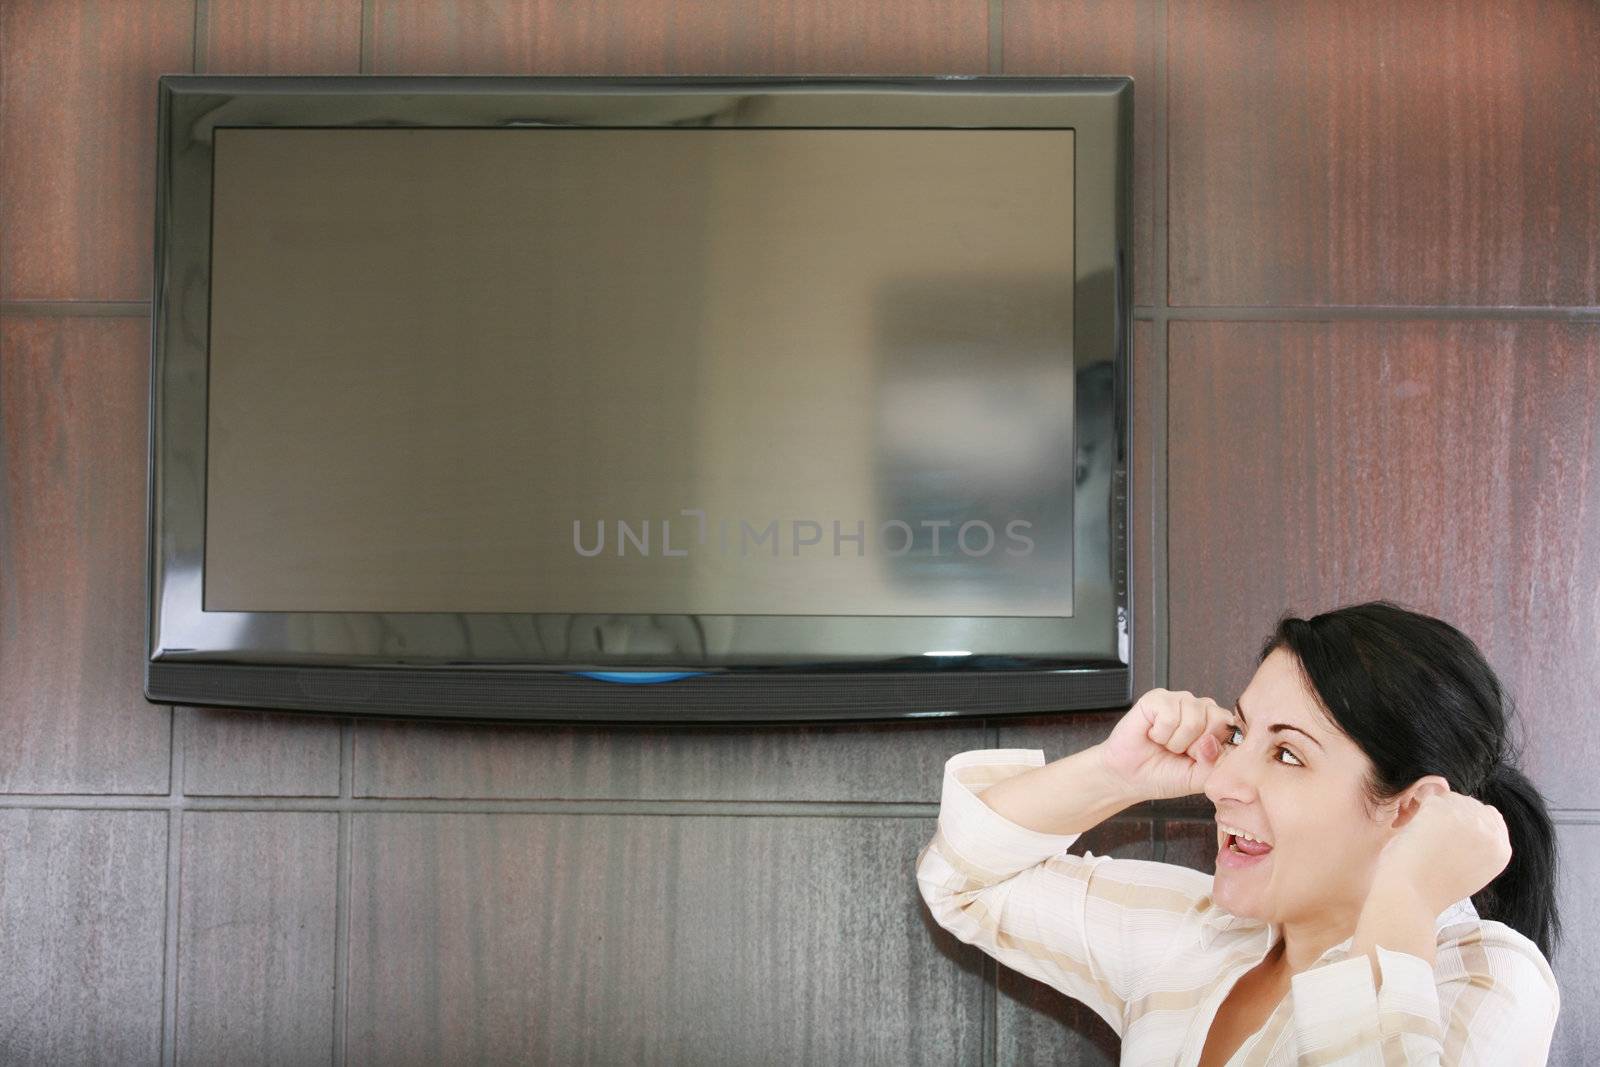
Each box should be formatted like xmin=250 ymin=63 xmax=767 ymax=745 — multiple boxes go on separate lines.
xmin=916 ymin=600 xmax=1562 ymax=1064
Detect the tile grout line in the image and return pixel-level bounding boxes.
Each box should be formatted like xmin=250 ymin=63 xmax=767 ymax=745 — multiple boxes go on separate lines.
xmin=191 ymin=0 xmax=205 ymax=74
xmin=1154 ymin=0 xmax=1170 ymax=698
xmin=333 ymin=719 xmax=355 ymax=1067
xmin=161 ymin=2 xmax=204 ymax=1049
xmin=159 ymin=709 xmax=187 ymax=1067
xmin=987 ymin=0 xmax=1002 ymax=76
xmin=2 ymin=790 xmax=1592 ymax=819
xmin=1147 ymin=0 xmax=1171 ymax=871
xmin=1135 ymin=305 xmax=1600 ymax=321
xmin=982 ymin=718 xmax=998 ymax=1067
xmin=5 ymin=300 xmax=1599 ymax=321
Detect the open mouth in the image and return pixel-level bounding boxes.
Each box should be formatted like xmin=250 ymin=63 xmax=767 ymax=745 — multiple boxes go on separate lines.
xmin=1226 ymin=834 xmax=1273 ymax=857
xmin=1218 ymin=823 xmax=1274 ymax=857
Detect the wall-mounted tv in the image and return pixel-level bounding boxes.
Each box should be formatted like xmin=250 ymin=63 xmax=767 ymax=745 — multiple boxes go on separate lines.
xmin=146 ymin=73 xmax=1134 ymax=724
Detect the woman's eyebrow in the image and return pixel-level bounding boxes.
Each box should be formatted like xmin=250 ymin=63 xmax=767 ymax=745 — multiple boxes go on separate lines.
xmin=1233 ymin=697 xmax=1325 ymax=750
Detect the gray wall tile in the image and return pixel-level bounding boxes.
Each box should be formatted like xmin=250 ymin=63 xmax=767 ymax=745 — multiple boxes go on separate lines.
xmin=177 ymin=812 xmax=340 ymax=1066
xmin=346 ymin=811 xmax=980 ymax=1066
xmin=182 ymin=708 xmax=343 ymax=798
xmin=0 ymin=810 xmax=167 ymax=1066
xmin=354 ymin=718 xmax=985 ymax=801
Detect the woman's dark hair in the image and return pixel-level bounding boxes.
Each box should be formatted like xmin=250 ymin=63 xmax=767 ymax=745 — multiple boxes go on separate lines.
xmin=1258 ymin=599 xmax=1562 ymax=958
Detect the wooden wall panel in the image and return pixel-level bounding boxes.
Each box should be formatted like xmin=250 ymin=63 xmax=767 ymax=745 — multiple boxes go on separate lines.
xmin=1168 ymin=0 xmax=1600 ymax=308
xmin=1003 ymin=0 xmax=1160 ymax=308
xmin=177 ymin=812 xmax=340 ymax=1067
xmin=355 ymin=717 xmax=984 ymax=800
xmin=369 ymin=0 xmax=990 ymax=74
xmin=346 ymin=812 xmax=981 ymax=1065
xmin=1167 ymin=320 xmax=1600 ymax=810
xmin=2 ymin=1 xmax=1595 ymax=1064
xmin=182 ymin=707 xmax=343 ymax=797
xmin=0 ymin=810 xmax=168 ymax=1066
xmin=204 ymin=0 xmax=363 ymax=74
xmin=0 ymin=317 xmax=171 ymax=793
xmin=0 ymin=0 xmax=192 ymax=302
xmin=1550 ymin=823 xmax=1600 ymax=1064
xmin=1160 ymin=818 xmax=1219 ymax=877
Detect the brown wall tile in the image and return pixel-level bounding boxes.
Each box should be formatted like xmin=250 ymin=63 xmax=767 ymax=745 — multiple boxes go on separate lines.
xmin=1550 ymin=821 xmax=1598 ymax=1063
xmin=1168 ymin=1 xmax=1600 ymax=307
xmin=0 ymin=0 xmax=192 ymax=301
xmin=370 ymin=0 xmax=989 ymax=75
xmin=1161 ymin=817 xmax=1219 ymax=878
xmin=0 ymin=317 xmax=171 ymax=793
xmin=1167 ymin=320 xmax=1600 ymax=810
xmin=346 ymin=811 xmax=980 ymax=1064
xmin=204 ymin=0 xmax=363 ymax=74
xmin=354 ymin=717 xmax=984 ymax=800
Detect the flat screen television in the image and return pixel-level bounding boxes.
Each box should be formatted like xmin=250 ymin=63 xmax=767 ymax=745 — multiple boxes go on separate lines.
xmin=145 ymin=73 xmax=1134 ymax=724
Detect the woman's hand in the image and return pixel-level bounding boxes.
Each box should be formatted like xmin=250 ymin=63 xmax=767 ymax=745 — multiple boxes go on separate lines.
xmin=1096 ymin=688 xmax=1235 ymax=802
xmin=1370 ymin=784 xmax=1513 ymax=916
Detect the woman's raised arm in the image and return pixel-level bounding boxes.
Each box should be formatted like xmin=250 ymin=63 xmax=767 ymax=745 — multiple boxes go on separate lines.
xmin=915 ymin=692 xmax=1235 ymax=1035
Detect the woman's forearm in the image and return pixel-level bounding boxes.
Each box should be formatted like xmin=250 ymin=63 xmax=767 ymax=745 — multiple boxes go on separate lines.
xmin=1347 ymin=878 xmax=1438 ymax=987
xmin=977 ymin=742 xmax=1146 ymax=835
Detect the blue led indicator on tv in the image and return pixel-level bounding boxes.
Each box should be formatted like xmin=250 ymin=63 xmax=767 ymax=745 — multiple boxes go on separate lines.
xmin=573 ymin=671 xmax=707 ymax=684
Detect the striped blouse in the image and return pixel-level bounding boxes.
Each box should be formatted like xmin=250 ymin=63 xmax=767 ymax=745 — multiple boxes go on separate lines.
xmin=915 ymin=748 xmax=1561 ymax=1066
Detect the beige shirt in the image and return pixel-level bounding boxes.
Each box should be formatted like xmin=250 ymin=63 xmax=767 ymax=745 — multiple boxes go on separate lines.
xmin=915 ymin=748 xmax=1561 ymax=1065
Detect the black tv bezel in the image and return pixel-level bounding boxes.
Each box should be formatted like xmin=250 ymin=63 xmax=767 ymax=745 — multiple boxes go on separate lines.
xmin=146 ymin=73 xmax=1134 ymax=725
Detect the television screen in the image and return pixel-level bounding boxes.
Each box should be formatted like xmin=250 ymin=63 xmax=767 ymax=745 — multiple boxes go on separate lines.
xmin=147 ymin=75 xmax=1134 ymax=723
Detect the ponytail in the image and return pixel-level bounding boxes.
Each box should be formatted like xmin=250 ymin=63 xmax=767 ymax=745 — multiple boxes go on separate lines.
xmin=1473 ymin=761 xmax=1562 ymax=957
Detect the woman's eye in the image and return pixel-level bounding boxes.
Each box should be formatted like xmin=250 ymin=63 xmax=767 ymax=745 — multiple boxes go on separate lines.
xmin=1224 ymin=725 xmax=1303 ymax=767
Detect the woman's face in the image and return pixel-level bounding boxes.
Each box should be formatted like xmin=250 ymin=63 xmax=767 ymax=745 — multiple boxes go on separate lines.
xmin=1202 ymin=648 xmax=1394 ymax=926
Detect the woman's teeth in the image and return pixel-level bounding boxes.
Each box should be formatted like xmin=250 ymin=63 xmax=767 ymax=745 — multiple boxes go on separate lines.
xmin=1218 ymin=823 xmax=1271 ymax=846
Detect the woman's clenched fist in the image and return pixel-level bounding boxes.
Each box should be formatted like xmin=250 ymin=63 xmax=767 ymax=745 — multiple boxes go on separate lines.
xmin=1372 ymin=783 xmax=1513 ymax=917
xmin=1097 ymin=688 xmax=1236 ymax=802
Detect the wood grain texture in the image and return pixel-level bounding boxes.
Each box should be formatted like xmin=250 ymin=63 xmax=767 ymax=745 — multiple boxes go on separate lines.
xmin=177 ymin=812 xmax=339 ymax=1067
xmin=354 ymin=717 xmax=984 ymax=800
xmin=1159 ymin=818 xmax=1219 ymax=878
xmin=369 ymin=0 xmax=989 ymax=74
xmin=346 ymin=812 xmax=981 ymax=1065
xmin=1002 ymin=0 xmax=1159 ymax=308
xmin=1167 ymin=321 xmax=1600 ymax=810
xmin=0 ymin=810 xmax=168 ymax=1066
xmin=0 ymin=317 xmax=171 ymax=793
xmin=181 ymin=707 xmax=343 ymax=797
xmin=1130 ymin=319 xmax=1156 ymax=697
xmin=0 ymin=0 xmax=192 ymax=302
xmin=204 ymin=0 xmax=362 ymax=74
xmin=994 ymin=818 xmax=1151 ymax=1066
xmin=1167 ymin=0 xmax=1600 ymax=308
xmin=1549 ymin=822 xmax=1599 ymax=1064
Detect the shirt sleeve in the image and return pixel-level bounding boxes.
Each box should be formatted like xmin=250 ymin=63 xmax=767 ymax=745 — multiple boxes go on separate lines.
xmin=914 ymin=747 xmax=1214 ymax=1037
xmin=1288 ymin=927 xmax=1561 ymax=1064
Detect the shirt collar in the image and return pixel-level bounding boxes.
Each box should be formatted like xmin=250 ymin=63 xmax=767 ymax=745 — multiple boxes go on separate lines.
xmin=1204 ymin=896 xmax=1479 ymax=959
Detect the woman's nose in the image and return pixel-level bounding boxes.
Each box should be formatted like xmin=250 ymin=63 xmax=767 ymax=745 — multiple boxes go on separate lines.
xmin=1203 ymin=746 xmax=1259 ymax=805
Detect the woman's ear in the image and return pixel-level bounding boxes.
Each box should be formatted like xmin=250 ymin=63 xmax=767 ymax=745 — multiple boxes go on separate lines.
xmin=1391 ymin=775 xmax=1451 ymax=829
